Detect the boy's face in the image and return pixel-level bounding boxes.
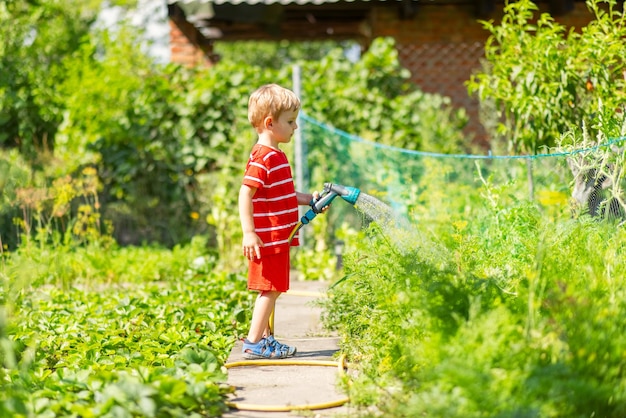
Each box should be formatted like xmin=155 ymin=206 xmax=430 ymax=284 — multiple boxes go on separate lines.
xmin=268 ymin=109 xmax=299 ymax=145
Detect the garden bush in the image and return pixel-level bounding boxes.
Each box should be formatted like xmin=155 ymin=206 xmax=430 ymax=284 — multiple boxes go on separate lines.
xmin=2 ymin=0 xmax=469 ymax=254
xmin=321 ymin=152 xmax=626 ymax=417
xmin=467 ymin=0 xmax=626 ymax=155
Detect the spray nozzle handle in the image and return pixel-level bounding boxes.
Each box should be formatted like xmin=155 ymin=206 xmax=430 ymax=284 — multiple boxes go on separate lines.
xmin=310 ymin=189 xmax=338 ymax=214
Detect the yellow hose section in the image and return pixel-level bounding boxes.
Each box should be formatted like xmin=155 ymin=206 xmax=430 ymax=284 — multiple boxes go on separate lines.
xmin=225 ymin=358 xmax=343 ymax=369
xmin=224 ymin=355 xmax=350 ymax=412
xmin=227 ymin=268 xmax=345 ymax=411
xmin=268 ymin=309 xmax=274 ymax=336
xmin=225 ymin=397 xmax=349 ymax=413
xmin=287 ymin=221 xmax=303 ymax=244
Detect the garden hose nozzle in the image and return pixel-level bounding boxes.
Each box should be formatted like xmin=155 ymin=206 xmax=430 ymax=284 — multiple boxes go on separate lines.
xmin=288 ymin=183 xmax=361 ymax=243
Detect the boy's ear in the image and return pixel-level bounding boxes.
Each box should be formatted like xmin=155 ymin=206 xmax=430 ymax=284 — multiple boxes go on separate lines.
xmin=263 ymin=116 xmax=273 ymax=129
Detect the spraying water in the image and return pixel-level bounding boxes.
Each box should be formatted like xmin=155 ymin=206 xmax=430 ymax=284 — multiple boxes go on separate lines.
xmin=354 ymin=193 xmax=397 ymax=229
xmin=353 ymin=192 xmax=415 ymax=253
xmin=289 ymin=183 xmax=427 ymax=256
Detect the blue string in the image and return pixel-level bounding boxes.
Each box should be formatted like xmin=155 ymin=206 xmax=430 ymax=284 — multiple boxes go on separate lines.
xmin=300 ymin=113 xmax=626 ymax=160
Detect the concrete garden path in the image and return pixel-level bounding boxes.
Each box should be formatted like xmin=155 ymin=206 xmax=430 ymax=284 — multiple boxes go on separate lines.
xmin=222 ymin=280 xmax=353 ymax=418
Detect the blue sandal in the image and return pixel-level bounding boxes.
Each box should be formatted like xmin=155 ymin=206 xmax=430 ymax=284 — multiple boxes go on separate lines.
xmin=267 ymin=335 xmax=297 ymax=357
xmin=242 ymin=338 xmax=290 ymax=359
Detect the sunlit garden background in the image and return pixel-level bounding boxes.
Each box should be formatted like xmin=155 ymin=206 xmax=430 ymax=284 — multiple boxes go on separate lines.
xmin=1 ymin=0 xmax=626 ymax=416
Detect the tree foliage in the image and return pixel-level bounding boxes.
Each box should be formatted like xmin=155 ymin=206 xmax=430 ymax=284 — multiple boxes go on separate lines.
xmin=1 ymin=1 xmax=467 ymax=249
xmin=299 ymin=37 xmax=468 ymax=154
xmin=214 ymin=39 xmax=358 ymax=69
xmin=467 ymin=0 xmax=626 ymax=154
xmin=0 ymin=0 xmax=97 ymax=167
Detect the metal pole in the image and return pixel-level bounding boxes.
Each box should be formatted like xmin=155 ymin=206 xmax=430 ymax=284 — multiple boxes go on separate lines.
xmin=292 ymin=64 xmax=305 ymax=245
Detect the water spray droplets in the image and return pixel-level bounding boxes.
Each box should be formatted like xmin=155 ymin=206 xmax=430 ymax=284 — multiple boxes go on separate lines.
xmin=354 ymin=193 xmax=416 ymax=253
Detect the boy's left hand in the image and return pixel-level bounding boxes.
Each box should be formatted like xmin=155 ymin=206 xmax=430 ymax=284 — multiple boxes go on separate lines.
xmin=311 ymin=191 xmax=330 ymax=213
xmin=242 ymin=231 xmax=263 ymax=260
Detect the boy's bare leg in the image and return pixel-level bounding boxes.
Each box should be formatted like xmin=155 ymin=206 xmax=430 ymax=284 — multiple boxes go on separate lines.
xmin=246 ymin=290 xmax=280 ymax=343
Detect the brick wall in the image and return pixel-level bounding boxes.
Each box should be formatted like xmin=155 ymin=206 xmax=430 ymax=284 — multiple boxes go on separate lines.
xmin=169 ymin=11 xmax=217 ymax=67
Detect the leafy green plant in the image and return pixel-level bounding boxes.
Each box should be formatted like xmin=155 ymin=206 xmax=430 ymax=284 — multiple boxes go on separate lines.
xmin=467 ymin=0 xmax=626 ymax=155
xmin=321 ymin=152 xmax=626 ymax=417
xmin=7 ymin=165 xmax=112 ymax=254
xmin=0 ymin=237 xmax=253 ymax=417
xmin=7 ymin=12 xmax=470 ymax=251
xmin=0 ymin=0 xmax=94 ymax=167
xmin=299 ymin=37 xmax=468 ymax=155
xmin=57 ymin=34 xmax=281 ymax=247
xmin=214 ymin=40 xmax=358 ymax=69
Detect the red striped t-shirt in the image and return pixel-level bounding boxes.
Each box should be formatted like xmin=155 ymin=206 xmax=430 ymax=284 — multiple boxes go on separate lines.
xmin=242 ymin=144 xmax=299 ymax=255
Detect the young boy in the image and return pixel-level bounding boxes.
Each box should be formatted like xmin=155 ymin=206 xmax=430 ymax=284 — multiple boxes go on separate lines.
xmin=238 ymin=84 xmax=317 ymax=359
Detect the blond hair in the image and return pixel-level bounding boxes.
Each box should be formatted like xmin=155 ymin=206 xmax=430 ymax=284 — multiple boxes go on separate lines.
xmin=248 ymin=84 xmax=301 ymax=129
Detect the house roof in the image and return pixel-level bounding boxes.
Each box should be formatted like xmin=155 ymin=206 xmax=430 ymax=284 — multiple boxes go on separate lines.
xmin=171 ymin=0 xmax=384 ymax=5
xmin=169 ymin=0 xmax=581 ymax=40
xmin=168 ymin=0 xmax=394 ymax=41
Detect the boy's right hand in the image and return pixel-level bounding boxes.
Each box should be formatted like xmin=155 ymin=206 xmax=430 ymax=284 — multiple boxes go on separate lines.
xmin=242 ymin=232 xmax=263 ymax=260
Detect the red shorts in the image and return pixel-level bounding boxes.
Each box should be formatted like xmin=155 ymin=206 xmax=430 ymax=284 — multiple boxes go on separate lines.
xmin=248 ymin=251 xmax=290 ymax=292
